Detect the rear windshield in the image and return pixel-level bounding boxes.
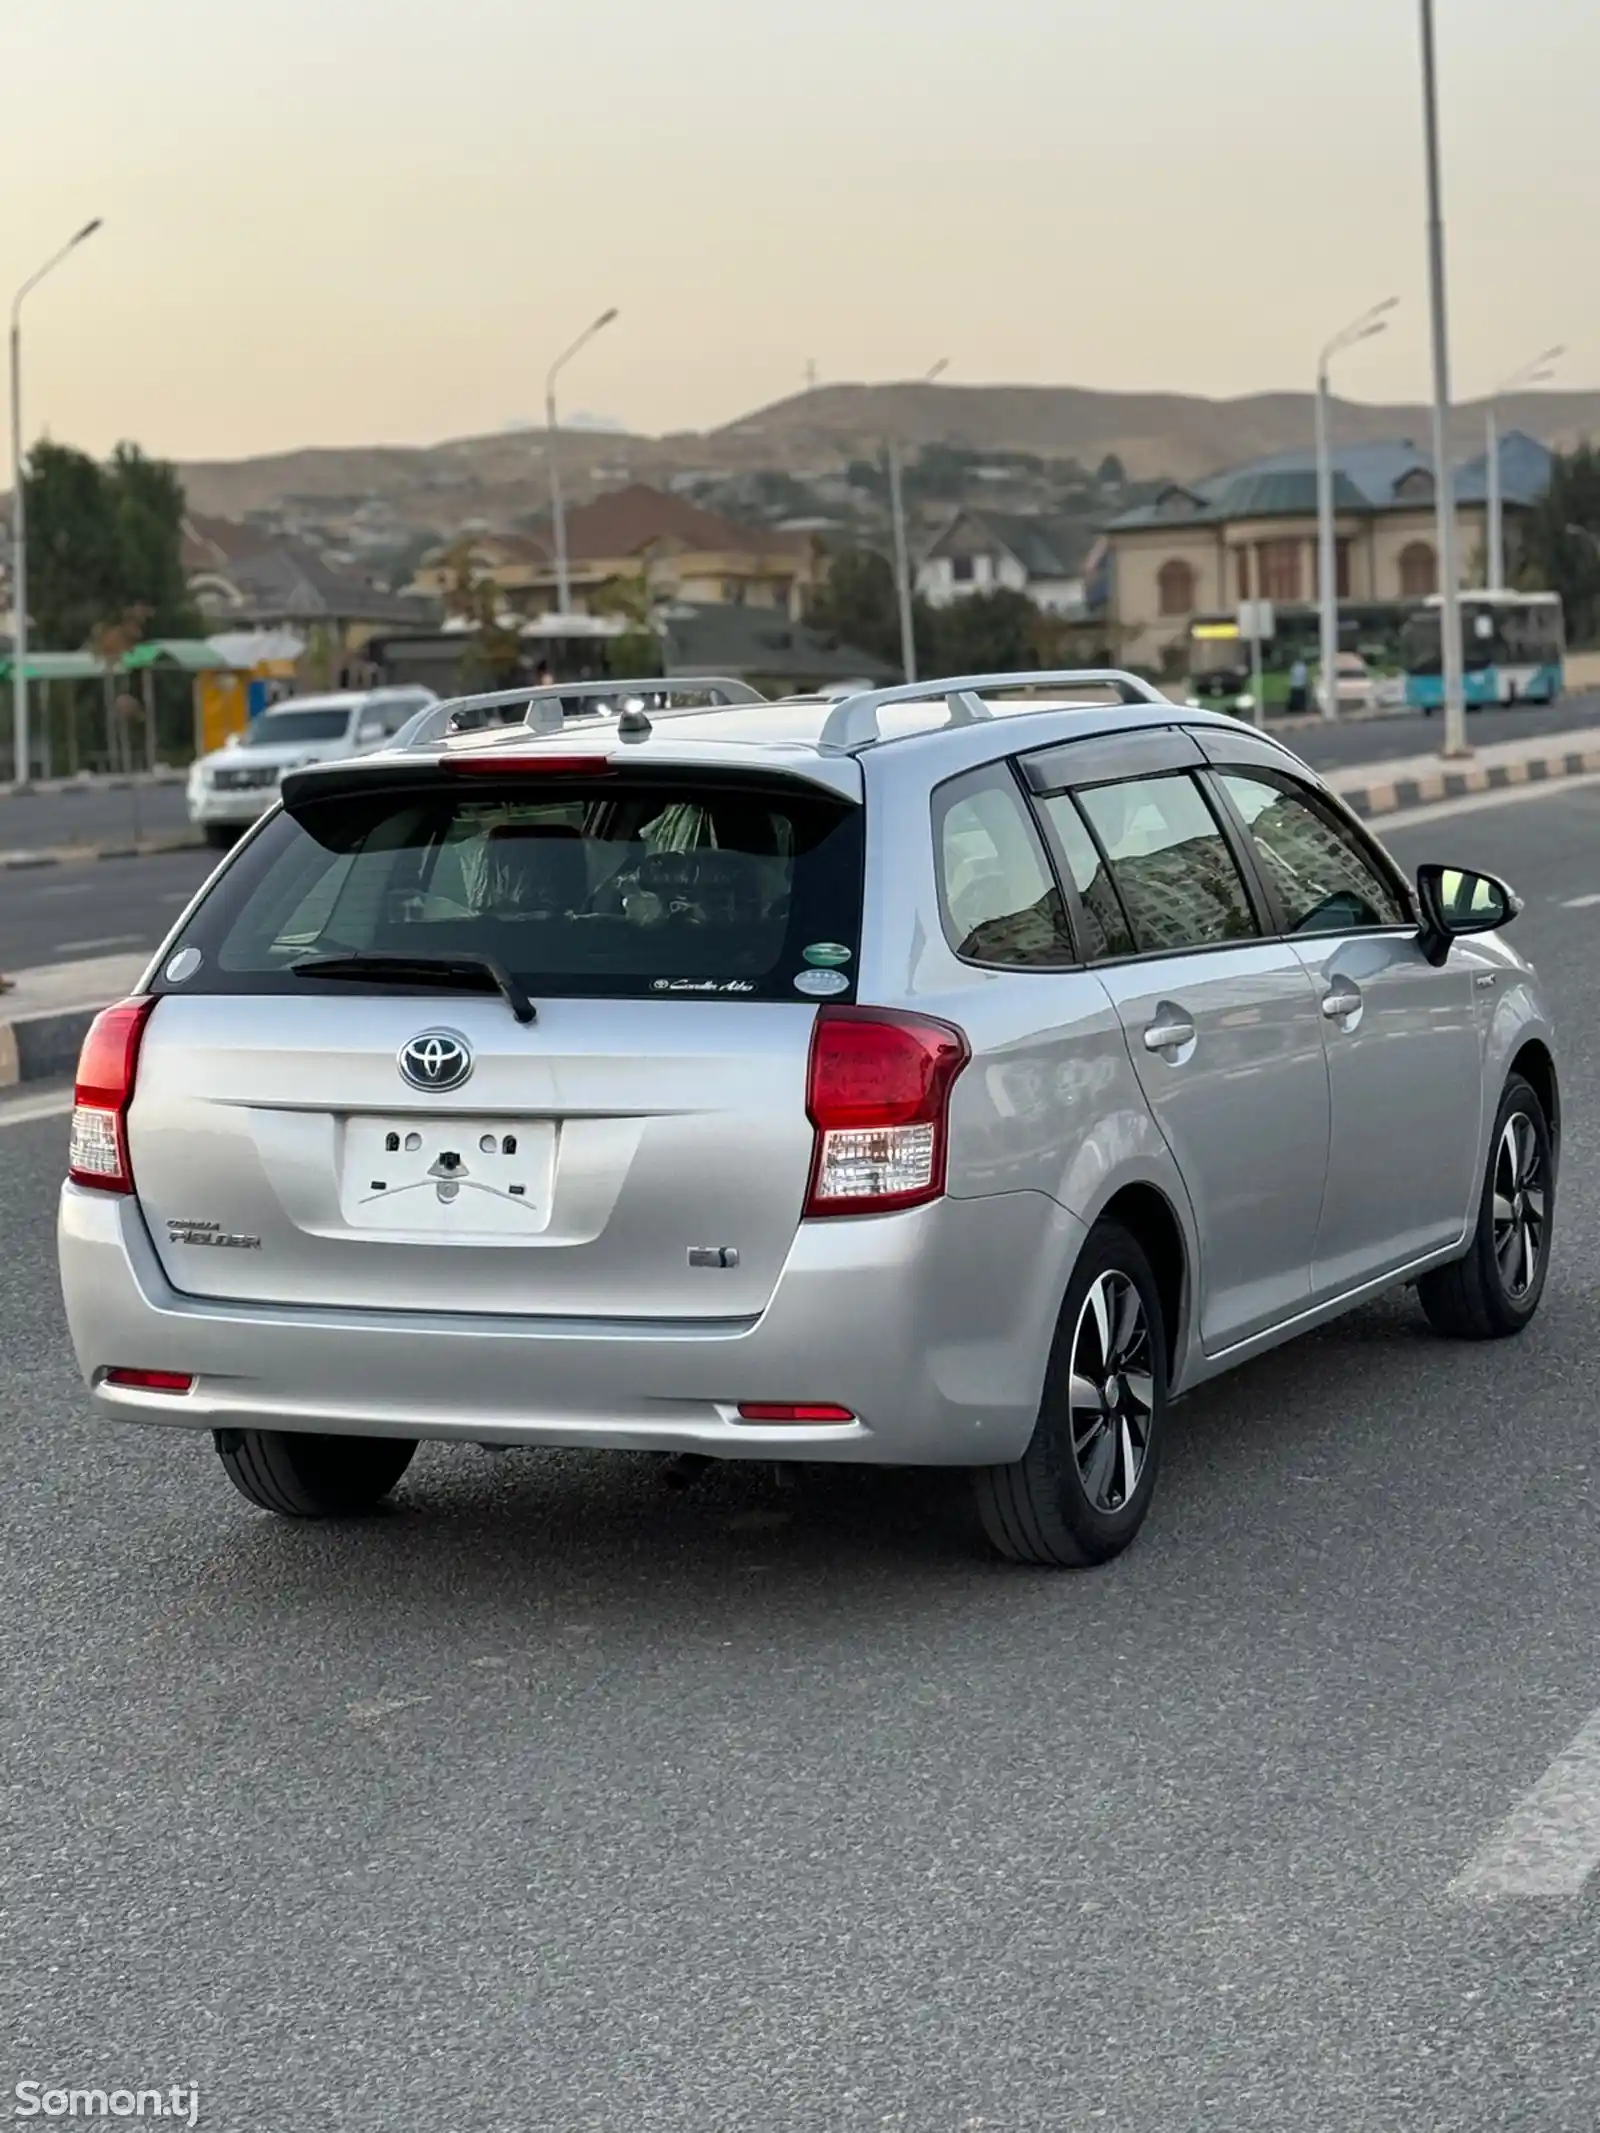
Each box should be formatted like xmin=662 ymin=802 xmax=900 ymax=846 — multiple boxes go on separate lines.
xmin=242 ymin=709 xmax=353 ymax=746
xmin=157 ymin=774 xmax=865 ymax=1004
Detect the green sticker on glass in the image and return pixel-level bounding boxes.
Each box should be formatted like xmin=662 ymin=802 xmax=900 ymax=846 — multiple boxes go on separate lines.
xmin=803 ymin=942 xmax=852 ymax=968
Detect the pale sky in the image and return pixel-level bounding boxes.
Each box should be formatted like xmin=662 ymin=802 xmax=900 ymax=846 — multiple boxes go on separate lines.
xmin=6 ymin=0 xmax=1594 ymax=464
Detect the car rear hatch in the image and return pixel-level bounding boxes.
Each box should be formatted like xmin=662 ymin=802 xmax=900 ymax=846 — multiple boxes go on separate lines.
xmin=128 ymin=753 xmax=865 ymax=1319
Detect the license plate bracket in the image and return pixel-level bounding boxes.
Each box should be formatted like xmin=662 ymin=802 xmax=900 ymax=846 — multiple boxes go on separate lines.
xmin=339 ymin=1116 xmax=555 ymax=1235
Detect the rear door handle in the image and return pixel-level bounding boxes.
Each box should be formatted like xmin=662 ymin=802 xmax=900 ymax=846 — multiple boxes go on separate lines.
xmin=1143 ymin=1016 xmax=1196 ymax=1053
xmin=1321 ymin=985 xmax=1362 ymax=1020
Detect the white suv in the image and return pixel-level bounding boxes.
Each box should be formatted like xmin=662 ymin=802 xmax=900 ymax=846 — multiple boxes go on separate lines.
xmin=187 ymin=688 xmax=437 ymax=846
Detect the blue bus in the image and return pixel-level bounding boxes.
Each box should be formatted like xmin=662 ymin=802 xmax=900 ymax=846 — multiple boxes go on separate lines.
xmin=1403 ymin=591 xmax=1565 ymax=712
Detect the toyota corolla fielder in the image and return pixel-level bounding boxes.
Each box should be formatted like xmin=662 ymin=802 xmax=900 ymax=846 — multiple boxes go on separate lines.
xmin=59 ymin=669 xmax=1558 ymax=1567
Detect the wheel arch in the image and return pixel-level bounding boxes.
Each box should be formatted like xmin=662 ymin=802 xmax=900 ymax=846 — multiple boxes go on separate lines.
xmin=1509 ymin=1038 xmax=1560 ymax=1168
xmin=1093 ymin=1180 xmax=1189 ymax=1384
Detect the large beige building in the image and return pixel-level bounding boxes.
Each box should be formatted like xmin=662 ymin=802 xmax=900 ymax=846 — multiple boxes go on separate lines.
xmin=409 ymin=484 xmax=819 ymax=621
xmin=1103 ymin=434 xmax=1551 ymax=670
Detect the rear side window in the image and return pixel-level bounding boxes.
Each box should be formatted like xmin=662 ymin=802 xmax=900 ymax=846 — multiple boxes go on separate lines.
xmin=160 ymin=775 xmax=864 ymax=1004
xmin=934 ymin=765 xmax=1075 ymax=967
xmin=1074 ymin=774 xmax=1259 ymax=953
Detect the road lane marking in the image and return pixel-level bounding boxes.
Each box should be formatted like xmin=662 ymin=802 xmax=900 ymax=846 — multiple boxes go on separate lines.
xmin=53 ymin=932 xmax=145 ymax=953
xmin=0 ymin=1087 xmax=72 ymax=1130
xmin=34 ymin=881 xmax=94 ymax=898
xmin=1561 ymin=893 xmax=1600 ymax=908
xmin=1451 ymin=1710 xmax=1600 ymax=1898
xmin=1372 ymin=768 xmax=1600 ymax=831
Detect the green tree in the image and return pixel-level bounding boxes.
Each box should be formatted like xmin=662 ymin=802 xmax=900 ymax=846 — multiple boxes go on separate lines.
xmin=25 ymin=438 xmax=197 ymax=650
xmin=807 ymin=545 xmax=911 ymax=670
xmin=592 ymin=548 xmax=665 ymax=676
xmin=924 ymin=588 xmax=1039 ymax=676
xmin=108 ymin=444 xmax=200 ymax=637
xmin=1519 ymin=442 xmax=1600 ymax=644
xmin=26 ymin=443 xmax=121 ymax=648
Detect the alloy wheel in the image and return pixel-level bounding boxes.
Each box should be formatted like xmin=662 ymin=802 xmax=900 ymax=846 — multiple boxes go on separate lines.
xmin=1492 ymin=1111 xmax=1547 ymax=1301
xmin=1068 ymin=1271 xmax=1155 ymax=1513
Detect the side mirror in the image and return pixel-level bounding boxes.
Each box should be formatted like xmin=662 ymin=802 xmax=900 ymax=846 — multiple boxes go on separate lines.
xmin=356 ymin=721 xmax=385 ymax=745
xmin=1416 ymin=863 xmax=1521 ymax=966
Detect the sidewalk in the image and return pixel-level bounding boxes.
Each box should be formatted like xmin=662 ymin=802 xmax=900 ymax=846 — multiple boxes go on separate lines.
xmin=1324 ymin=725 xmax=1600 ymax=818
xmin=0 ymin=951 xmax=148 ymax=1088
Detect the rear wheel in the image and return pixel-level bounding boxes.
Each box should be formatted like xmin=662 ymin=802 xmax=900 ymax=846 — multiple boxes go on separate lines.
xmin=1417 ymin=1073 xmax=1552 ymax=1339
xmin=202 ymin=824 xmax=235 ymax=849
xmin=973 ymin=1221 xmax=1169 ymax=1568
xmin=214 ymin=1428 xmax=416 ymax=1517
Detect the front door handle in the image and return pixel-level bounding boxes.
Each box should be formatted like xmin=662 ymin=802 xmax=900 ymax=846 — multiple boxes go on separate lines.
xmin=1143 ymin=1016 xmax=1196 ymax=1053
xmin=1321 ymin=984 xmax=1362 ymax=1020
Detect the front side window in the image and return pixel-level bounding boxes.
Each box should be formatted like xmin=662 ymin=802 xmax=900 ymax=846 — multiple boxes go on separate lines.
xmin=935 ymin=765 xmax=1075 ymax=967
xmin=1220 ymin=771 xmax=1407 ymax=934
xmin=1075 ymin=774 xmax=1258 ymax=954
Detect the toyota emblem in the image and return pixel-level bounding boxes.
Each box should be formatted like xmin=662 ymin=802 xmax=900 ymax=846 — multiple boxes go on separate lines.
xmin=398 ymin=1029 xmax=474 ymax=1093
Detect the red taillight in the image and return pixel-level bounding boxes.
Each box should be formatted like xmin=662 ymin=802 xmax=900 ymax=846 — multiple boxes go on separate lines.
xmin=443 ymin=754 xmax=613 ymax=776
xmin=104 ymin=1368 xmax=193 ymax=1394
xmin=68 ymin=997 xmax=156 ymax=1195
xmin=803 ymin=1006 xmax=969 ymax=1218
xmin=736 ymin=1402 xmax=856 ymax=1424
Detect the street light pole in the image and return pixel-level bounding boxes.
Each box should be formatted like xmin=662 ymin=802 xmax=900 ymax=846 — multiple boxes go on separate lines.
xmin=1486 ymin=346 xmax=1562 ymax=592
xmin=1416 ymin=0 xmax=1468 ymax=758
xmin=544 ymin=307 xmax=618 ymax=617
xmin=10 ymin=218 xmax=103 ymax=787
xmin=889 ymin=357 xmax=948 ymax=684
xmin=1315 ymin=298 xmax=1397 ymax=722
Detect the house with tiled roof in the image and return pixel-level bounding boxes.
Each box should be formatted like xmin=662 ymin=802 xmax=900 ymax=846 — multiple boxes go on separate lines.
xmin=407 ymin=484 xmax=820 ymax=620
xmin=916 ymin=509 xmax=1090 ymax=617
xmin=1102 ymin=432 xmax=1552 ymax=669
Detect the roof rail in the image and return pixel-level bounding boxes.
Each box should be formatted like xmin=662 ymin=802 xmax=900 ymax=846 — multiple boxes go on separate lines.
xmin=394 ymin=675 xmax=765 ymax=750
xmin=816 ymin=669 xmax=1170 ymax=752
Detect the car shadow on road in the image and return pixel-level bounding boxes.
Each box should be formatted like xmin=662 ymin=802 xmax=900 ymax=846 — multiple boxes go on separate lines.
xmin=123 ymin=1278 xmax=1559 ymax=1659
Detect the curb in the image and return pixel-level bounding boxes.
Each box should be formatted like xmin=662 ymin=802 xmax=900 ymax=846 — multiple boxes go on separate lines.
xmin=0 ymin=1001 xmax=105 ymax=1090
xmin=1336 ymin=743 xmax=1600 ymax=820
xmin=0 ymin=832 xmax=203 ymax=871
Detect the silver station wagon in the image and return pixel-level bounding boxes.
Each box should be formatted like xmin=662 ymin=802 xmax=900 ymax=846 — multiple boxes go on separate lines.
xmin=57 ymin=669 xmax=1558 ymax=1567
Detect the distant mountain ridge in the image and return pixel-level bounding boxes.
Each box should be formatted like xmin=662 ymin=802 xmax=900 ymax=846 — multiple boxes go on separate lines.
xmin=172 ymin=381 xmax=1600 ymax=528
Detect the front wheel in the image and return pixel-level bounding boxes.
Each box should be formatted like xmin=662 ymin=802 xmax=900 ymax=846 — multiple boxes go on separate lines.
xmin=973 ymin=1221 xmax=1169 ymax=1568
xmin=1417 ymin=1074 xmax=1553 ymax=1339
xmin=214 ymin=1429 xmax=416 ymax=1517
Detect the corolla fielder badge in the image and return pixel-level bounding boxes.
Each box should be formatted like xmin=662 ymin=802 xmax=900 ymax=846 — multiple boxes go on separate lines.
xmin=398 ymin=1029 xmax=474 ymax=1092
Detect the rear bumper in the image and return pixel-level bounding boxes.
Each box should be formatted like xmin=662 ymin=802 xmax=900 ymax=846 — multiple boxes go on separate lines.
xmin=58 ymin=1183 xmax=1084 ymax=1465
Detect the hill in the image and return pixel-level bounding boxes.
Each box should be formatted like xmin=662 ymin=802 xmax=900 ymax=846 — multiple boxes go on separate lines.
xmin=172 ymin=381 xmax=1600 ymax=533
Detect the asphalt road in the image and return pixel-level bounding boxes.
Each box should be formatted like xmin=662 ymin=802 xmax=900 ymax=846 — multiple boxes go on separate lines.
xmin=5 ymin=783 xmax=1600 ymax=2130
xmin=0 ymin=777 xmax=191 ymax=855
xmin=1258 ymin=690 xmax=1600 ymax=774
xmin=0 ymin=848 xmax=217 ymax=973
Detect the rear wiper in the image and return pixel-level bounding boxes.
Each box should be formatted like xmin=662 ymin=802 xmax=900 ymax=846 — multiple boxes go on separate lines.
xmin=289 ymin=950 xmax=536 ymax=1025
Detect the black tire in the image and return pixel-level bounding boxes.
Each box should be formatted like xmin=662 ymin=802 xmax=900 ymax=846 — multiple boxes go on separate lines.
xmin=1417 ymin=1073 xmax=1553 ymax=1340
xmin=973 ymin=1220 xmax=1169 ymax=1569
xmin=202 ymin=824 xmax=235 ymax=849
xmin=214 ymin=1428 xmax=416 ymax=1517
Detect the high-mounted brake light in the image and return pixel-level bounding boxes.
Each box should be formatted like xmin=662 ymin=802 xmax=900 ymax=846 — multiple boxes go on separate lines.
xmin=68 ymin=997 xmax=156 ymax=1194
xmin=104 ymin=1368 xmax=194 ymax=1394
xmin=803 ymin=1006 xmax=969 ymax=1218
xmin=443 ymin=754 xmax=613 ymax=776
